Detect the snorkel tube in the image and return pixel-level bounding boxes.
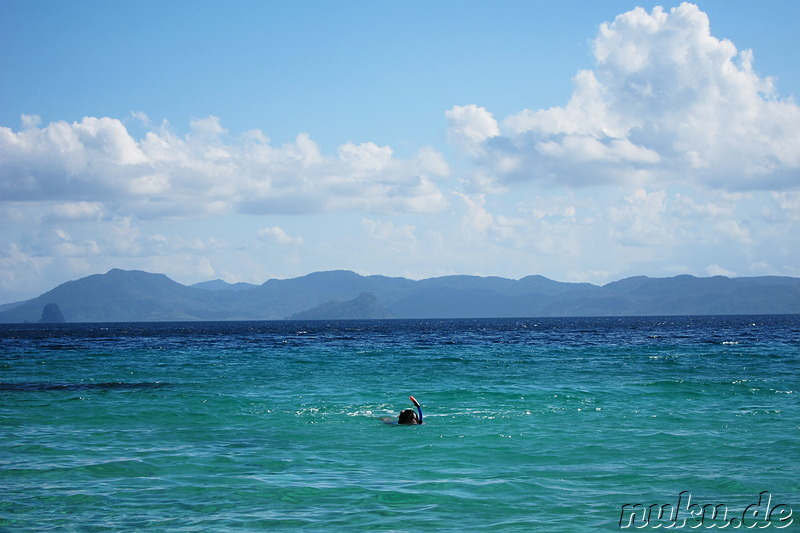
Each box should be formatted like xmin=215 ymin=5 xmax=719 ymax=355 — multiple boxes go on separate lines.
xmin=409 ymin=395 xmax=423 ymax=424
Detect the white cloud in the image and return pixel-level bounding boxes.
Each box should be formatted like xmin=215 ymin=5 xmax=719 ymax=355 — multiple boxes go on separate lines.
xmin=0 ymin=116 xmax=147 ymax=202
xmin=337 ymin=142 xmax=393 ymax=171
xmin=0 ymin=243 xmax=52 ymax=297
xmin=456 ymin=193 xmax=496 ymax=239
xmin=713 ymin=219 xmax=752 ymax=244
xmin=130 ymin=111 xmax=151 ymax=126
xmin=446 ymin=104 xmax=500 ymax=155
xmin=462 ymin=3 xmax=800 ymax=191
xmin=189 ymin=116 xmax=227 ymax=141
xmin=0 ymin=115 xmax=450 ymax=221
xmin=111 ymin=217 xmax=143 ymax=255
xmin=50 ymin=201 xmax=108 ymax=221
xmin=608 ymin=189 xmax=682 ymax=247
xmin=705 ymin=264 xmax=737 ymax=277
xmin=257 ymin=226 xmax=304 ymax=245
xmin=362 ymin=218 xmax=417 ymax=244
xmin=521 ymin=196 xmax=577 ymax=221
xmin=416 ymin=146 xmax=450 ymax=178
xmin=50 ymin=229 xmax=101 ymax=257
xmin=455 ymin=193 xmax=522 ymax=243
xmin=675 ymin=194 xmax=734 ymax=219
xmin=767 ymin=192 xmax=800 ymax=222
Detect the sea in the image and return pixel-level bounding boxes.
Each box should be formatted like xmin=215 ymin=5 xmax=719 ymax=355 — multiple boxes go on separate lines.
xmin=1 ymin=315 xmax=798 ymax=532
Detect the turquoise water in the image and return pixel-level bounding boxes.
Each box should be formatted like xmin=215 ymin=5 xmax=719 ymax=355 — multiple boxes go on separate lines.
xmin=2 ymin=316 xmax=798 ymax=531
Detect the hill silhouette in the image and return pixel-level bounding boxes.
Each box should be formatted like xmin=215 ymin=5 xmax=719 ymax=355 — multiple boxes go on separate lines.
xmin=288 ymin=292 xmax=393 ymax=320
xmin=0 ymin=269 xmax=798 ymax=323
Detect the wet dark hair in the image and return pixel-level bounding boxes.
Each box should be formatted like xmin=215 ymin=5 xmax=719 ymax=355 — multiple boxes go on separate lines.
xmin=398 ymin=409 xmax=419 ymax=425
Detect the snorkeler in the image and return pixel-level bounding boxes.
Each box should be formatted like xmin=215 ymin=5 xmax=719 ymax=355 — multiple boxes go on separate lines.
xmin=378 ymin=395 xmax=424 ymax=425
xmin=397 ymin=395 xmax=423 ymax=425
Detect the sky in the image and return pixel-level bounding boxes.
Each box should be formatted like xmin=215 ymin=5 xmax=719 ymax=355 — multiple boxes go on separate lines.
xmin=1 ymin=1 xmax=799 ymax=303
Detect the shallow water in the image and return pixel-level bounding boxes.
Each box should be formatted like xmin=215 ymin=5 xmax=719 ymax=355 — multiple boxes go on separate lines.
xmin=2 ymin=316 xmax=798 ymax=531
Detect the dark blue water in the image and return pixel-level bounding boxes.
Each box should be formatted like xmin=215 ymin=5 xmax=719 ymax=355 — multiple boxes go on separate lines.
xmin=2 ymin=316 xmax=798 ymax=531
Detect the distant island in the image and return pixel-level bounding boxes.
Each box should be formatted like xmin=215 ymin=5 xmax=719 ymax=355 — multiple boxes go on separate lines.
xmin=288 ymin=292 xmax=393 ymax=320
xmin=0 ymin=268 xmax=798 ymax=323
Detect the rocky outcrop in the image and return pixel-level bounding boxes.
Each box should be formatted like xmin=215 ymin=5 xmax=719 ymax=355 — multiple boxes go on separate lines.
xmin=39 ymin=303 xmax=66 ymax=323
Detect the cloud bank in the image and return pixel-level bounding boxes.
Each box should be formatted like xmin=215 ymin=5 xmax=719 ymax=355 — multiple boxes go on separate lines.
xmin=450 ymin=3 xmax=800 ymax=191
xmin=0 ymin=115 xmax=450 ymax=221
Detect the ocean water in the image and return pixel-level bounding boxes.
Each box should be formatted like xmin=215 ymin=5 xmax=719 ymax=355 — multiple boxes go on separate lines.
xmin=1 ymin=316 xmax=798 ymax=532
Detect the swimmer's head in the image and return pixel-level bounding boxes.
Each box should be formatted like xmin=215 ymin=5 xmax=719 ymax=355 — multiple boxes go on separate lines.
xmin=398 ymin=409 xmax=420 ymax=425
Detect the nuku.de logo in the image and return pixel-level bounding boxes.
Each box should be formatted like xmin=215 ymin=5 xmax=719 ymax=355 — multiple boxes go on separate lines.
xmin=619 ymin=491 xmax=793 ymax=529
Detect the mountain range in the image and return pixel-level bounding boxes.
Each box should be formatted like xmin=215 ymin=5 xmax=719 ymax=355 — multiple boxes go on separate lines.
xmin=0 ymin=268 xmax=799 ymax=323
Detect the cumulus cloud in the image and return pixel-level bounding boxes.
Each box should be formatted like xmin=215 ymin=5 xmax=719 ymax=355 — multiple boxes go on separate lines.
xmin=48 ymin=201 xmax=108 ymax=221
xmin=0 ymin=243 xmax=53 ymax=297
xmin=362 ymin=218 xmax=417 ymax=244
xmin=110 ymin=217 xmax=143 ymax=255
xmin=446 ymin=104 xmax=500 ymax=154
xmin=455 ymin=193 xmax=523 ymax=243
xmin=674 ymin=194 xmax=735 ymax=219
xmin=705 ymin=264 xmax=737 ymax=277
xmin=50 ymin=229 xmax=101 ymax=257
xmin=0 ymin=115 xmax=451 ymax=220
xmin=766 ymin=191 xmax=800 ymax=222
xmin=459 ymin=3 xmax=800 ymax=191
xmin=257 ymin=226 xmax=304 ymax=245
xmin=608 ymin=189 xmax=684 ymax=247
xmin=713 ymin=219 xmax=752 ymax=244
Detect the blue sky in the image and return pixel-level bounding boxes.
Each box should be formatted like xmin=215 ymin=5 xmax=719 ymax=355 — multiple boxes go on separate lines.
xmin=2 ymin=1 xmax=799 ymax=302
